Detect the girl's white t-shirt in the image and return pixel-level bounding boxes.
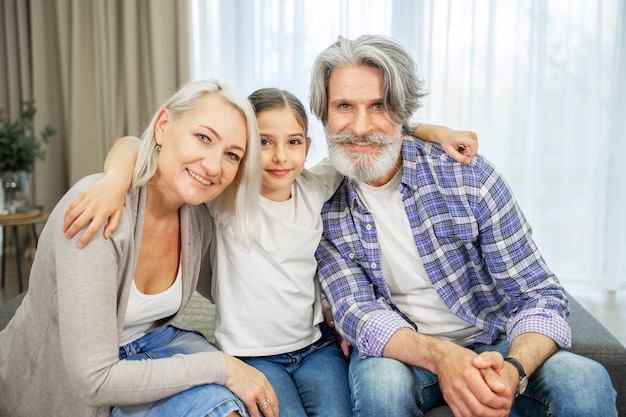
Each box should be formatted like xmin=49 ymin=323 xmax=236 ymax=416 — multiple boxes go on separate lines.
xmin=211 ymin=159 xmax=342 ymax=356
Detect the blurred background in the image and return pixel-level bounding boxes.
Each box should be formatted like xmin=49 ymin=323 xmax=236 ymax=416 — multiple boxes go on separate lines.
xmin=189 ymin=0 xmax=626 ymax=294
xmin=1 ymin=0 xmax=625 ymax=299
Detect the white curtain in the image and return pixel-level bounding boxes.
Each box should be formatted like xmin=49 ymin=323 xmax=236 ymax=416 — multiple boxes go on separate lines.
xmin=190 ymin=0 xmax=626 ymax=292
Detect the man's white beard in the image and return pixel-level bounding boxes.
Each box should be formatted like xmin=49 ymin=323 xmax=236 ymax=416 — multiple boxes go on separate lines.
xmin=327 ymin=129 xmax=403 ymax=183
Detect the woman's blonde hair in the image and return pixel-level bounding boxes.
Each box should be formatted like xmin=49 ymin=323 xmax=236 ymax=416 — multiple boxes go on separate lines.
xmin=132 ymin=79 xmax=261 ymax=247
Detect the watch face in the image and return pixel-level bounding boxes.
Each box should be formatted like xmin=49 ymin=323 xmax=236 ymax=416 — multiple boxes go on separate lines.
xmin=518 ymin=376 xmax=529 ymax=395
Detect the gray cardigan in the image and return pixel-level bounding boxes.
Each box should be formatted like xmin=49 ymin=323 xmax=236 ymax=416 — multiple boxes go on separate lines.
xmin=0 ymin=174 xmax=225 ymax=417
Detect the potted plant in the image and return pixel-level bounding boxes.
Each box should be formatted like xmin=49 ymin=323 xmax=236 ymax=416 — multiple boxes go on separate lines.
xmin=0 ymin=100 xmax=56 ymax=213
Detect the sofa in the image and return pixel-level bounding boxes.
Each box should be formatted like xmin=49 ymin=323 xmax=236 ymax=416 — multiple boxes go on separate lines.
xmin=1 ymin=291 xmax=624 ymax=415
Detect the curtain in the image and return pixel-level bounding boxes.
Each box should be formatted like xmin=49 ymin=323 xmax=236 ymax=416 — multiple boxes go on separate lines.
xmin=1 ymin=0 xmax=191 ymax=214
xmin=0 ymin=0 xmax=32 ymax=114
xmin=190 ymin=0 xmax=626 ymax=292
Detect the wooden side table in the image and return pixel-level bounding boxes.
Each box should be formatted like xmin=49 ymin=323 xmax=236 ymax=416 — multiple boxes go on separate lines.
xmin=0 ymin=210 xmax=50 ymax=293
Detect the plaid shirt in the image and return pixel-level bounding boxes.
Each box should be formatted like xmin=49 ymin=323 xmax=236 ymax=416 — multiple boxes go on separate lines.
xmin=316 ymin=137 xmax=571 ymax=358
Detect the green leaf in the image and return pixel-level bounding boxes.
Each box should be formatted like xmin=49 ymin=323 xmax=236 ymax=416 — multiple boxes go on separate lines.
xmin=0 ymin=100 xmax=57 ymax=172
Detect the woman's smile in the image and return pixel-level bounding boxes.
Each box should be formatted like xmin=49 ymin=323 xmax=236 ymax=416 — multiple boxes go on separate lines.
xmin=187 ymin=168 xmax=213 ymax=186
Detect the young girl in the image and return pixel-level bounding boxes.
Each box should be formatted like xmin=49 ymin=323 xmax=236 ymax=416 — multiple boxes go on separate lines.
xmin=63 ymin=88 xmax=477 ymax=416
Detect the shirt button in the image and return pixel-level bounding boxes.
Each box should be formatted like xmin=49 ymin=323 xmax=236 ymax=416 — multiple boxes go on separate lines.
xmin=413 ymin=185 xmax=418 ymax=190
xmin=440 ymin=154 xmax=447 ymax=161
xmin=365 ymin=224 xmax=372 ymax=230
xmin=370 ymin=262 xmax=377 ymax=269
xmin=349 ymin=253 xmax=355 ymax=260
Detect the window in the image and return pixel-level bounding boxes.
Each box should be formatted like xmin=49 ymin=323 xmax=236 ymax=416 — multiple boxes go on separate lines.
xmin=190 ymin=0 xmax=626 ymax=291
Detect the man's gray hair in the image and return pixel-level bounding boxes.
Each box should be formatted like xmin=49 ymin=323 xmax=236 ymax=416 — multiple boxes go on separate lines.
xmin=309 ymin=35 xmax=427 ymax=134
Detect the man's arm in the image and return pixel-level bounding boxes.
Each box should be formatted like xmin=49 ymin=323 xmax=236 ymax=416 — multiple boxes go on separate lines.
xmin=467 ymin=158 xmax=567 ymax=412
xmin=506 ymin=332 xmax=558 ymax=377
xmin=316 ymin=224 xmax=413 ymax=354
xmin=475 ymin=158 xmax=570 ymax=345
xmin=63 ymin=136 xmax=140 ymax=247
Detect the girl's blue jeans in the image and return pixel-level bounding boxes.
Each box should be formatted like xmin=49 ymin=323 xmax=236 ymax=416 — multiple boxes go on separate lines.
xmin=348 ymin=337 xmax=617 ymax=417
xmin=111 ymin=326 xmax=248 ymax=417
xmin=241 ymin=322 xmax=352 ymax=417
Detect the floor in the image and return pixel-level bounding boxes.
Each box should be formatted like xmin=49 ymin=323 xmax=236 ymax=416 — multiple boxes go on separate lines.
xmin=2 ymin=235 xmax=625 ymax=346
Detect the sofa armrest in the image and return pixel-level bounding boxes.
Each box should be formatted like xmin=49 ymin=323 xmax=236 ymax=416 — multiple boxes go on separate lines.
xmin=566 ymin=291 xmax=626 ymax=414
xmin=0 ymin=291 xmax=26 ymax=332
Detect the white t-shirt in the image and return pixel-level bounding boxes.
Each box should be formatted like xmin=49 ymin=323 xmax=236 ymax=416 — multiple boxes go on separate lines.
xmin=121 ymin=264 xmax=183 ymax=345
xmin=211 ymin=159 xmax=342 ymax=356
xmin=356 ymin=168 xmax=481 ymax=346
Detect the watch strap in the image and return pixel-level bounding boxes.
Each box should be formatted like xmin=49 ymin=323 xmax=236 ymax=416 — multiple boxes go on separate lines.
xmin=504 ymin=357 xmax=528 ymax=396
xmin=503 ymin=357 xmax=526 ymax=378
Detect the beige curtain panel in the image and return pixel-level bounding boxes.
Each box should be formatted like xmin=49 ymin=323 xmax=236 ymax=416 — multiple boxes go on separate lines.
xmin=1 ymin=0 xmax=191 ymax=212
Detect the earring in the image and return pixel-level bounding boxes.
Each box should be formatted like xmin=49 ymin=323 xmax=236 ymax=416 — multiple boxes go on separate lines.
xmin=156 ymin=144 xmax=162 ymax=151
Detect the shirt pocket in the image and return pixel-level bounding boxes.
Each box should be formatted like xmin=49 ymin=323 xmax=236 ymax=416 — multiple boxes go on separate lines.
xmin=431 ymin=214 xmax=483 ymax=267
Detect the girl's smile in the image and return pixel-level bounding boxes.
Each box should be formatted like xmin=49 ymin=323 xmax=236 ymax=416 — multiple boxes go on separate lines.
xmin=258 ymin=107 xmax=311 ymax=202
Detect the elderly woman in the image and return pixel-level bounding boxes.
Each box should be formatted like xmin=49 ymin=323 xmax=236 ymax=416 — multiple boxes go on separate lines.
xmin=0 ymin=80 xmax=278 ymax=417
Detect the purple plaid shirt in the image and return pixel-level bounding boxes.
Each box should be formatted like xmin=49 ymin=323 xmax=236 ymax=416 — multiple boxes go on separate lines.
xmin=316 ymin=137 xmax=571 ymax=358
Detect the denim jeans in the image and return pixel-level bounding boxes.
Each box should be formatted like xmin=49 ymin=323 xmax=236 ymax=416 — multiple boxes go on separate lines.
xmin=111 ymin=326 xmax=248 ymax=417
xmin=349 ymin=337 xmax=617 ymax=417
xmin=241 ymin=323 xmax=352 ymax=417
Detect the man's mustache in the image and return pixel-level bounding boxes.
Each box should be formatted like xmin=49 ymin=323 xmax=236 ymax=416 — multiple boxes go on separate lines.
xmin=327 ymin=131 xmax=396 ymax=146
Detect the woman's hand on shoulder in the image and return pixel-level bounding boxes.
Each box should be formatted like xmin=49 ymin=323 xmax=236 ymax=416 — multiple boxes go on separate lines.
xmin=63 ymin=135 xmax=140 ymax=248
xmin=63 ymin=174 xmax=126 ymax=248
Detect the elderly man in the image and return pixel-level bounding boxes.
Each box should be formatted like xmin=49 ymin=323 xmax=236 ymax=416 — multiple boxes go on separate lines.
xmin=312 ymin=35 xmax=617 ymax=417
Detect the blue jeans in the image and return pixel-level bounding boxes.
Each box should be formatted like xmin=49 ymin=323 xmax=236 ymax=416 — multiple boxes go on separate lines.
xmin=241 ymin=323 xmax=352 ymax=417
xmin=349 ymin=338 xmax=617 ymax=417
xmin=111 ymin=326 xmax=248 ymax=417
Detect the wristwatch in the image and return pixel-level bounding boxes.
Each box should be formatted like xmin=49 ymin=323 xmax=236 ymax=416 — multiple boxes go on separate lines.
xmin=504 ymin=357 xmax=528 ymax=397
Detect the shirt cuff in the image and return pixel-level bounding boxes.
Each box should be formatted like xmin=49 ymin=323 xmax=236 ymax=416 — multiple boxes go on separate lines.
xmin=507 ymin=309 xmax=572 ymax=348
xmin=356 ymin=310 xmax=414 ymax=357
